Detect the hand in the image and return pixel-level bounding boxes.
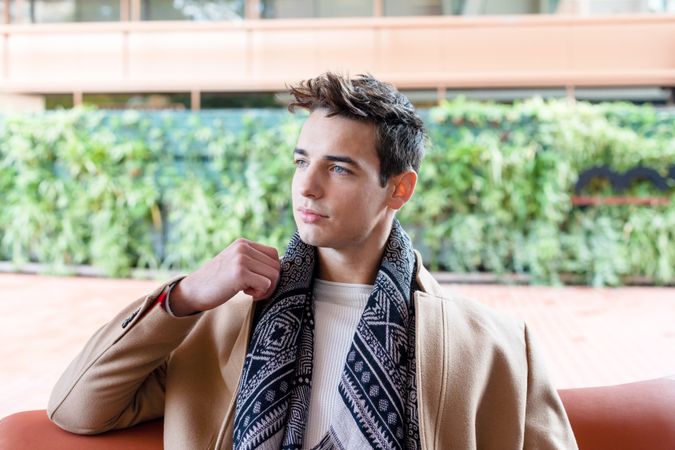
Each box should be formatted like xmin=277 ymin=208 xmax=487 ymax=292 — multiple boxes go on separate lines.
xmin=169 ymin=238 xmax=281 ymax=316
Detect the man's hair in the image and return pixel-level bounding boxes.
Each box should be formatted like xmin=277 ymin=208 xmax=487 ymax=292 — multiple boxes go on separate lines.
xmin=288 ymin=72 xmax=426 ymax=187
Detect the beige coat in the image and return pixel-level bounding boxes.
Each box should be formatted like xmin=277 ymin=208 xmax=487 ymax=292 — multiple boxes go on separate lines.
xmin=48 ymin=252 xmax=578 ymax=449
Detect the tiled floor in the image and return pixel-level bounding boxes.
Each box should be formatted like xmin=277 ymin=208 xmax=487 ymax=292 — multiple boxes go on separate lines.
xmin=1 ymin=273 xmax=674 ymax=418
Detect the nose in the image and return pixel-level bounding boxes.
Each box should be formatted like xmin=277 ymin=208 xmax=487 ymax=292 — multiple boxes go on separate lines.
xmin=294 ymin=163 xmax=323 ymax=199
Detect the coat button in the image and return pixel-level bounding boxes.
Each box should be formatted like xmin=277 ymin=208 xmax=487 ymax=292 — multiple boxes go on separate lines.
xmin=122 ymin=309 xmax=139 ymax=329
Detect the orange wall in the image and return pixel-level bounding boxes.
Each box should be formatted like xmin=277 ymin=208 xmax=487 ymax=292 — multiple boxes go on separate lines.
xmin=1 ymin=14 xmax=674 ymax=94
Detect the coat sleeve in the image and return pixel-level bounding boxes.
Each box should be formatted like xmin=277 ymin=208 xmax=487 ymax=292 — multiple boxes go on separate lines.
xmin=47 ymin=276 xmax=202 ymax=435
xmin=523 ymin=324 xmax=579 ymax=449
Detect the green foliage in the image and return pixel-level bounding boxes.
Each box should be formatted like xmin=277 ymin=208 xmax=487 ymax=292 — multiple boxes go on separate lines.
xmin=0 ymin=108 xmax=298 ymax=277
xmin=0 ymin=100 xmax=673 ymax=285
xmin=400 ymin=98 xmax=675 ymax=286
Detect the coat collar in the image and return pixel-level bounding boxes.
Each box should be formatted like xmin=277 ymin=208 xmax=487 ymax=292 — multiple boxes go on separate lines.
xmin=414 ymin=250 xmax=446 ymax=298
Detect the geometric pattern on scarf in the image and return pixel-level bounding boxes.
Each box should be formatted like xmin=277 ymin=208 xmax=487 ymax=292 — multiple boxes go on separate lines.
xmin=233 ymin=219 xmax=420 ymax=450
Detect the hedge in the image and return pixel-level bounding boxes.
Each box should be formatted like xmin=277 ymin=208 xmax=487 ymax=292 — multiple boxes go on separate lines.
xmin=0 ymin=99 xmax=673 ymax=286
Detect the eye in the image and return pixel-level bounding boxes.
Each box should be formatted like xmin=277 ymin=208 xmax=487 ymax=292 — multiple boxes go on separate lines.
xmin=294 ymin=159 xmax=308 ymax=168
xmin=330 ymin=165 xmax=351 ymax=175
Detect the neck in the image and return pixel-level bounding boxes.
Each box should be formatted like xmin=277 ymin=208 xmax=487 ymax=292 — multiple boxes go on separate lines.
xmin=316 ymin=220 xmax=393 ymax=285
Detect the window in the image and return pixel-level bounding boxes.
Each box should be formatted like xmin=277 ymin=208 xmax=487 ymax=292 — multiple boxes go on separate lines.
xmin=83 ymin=93 xmax=190 ymax=110
xmin=46 ymin=93 xmax=191 ymax=110
xmin=201 ymin=92 xmax=282 ymax=108
xmin=584 ymin=0 xmax=675 ymax=14
xmin=650 ymin=0 xmax=675 ymax=12
xmin=8 ymin=0 xmax=31 ymax=23
xmin=384 ymin=0 xmax=444 ymax=16
xmin=260 ymin=0 xmax=373 ymax=18
xmin=9 ymin=0 xmax=119 ymax=23
xmin=398 ymin=89 xmax=443 ymax=107
xmin=382 ymin=0 xmax=562 ymax=16
xmin=45 ymin=94 xmax=74 ymax=110
xmin=141 ymin=0 xmax=244 ymax=21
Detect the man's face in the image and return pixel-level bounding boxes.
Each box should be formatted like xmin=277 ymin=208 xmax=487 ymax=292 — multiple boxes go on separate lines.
xmin=292 ymin=108 xmax=392 ymax=250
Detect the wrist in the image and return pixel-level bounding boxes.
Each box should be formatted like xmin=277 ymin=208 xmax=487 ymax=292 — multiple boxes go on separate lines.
xmin=168 ymin=279 xmax=201 ymax=317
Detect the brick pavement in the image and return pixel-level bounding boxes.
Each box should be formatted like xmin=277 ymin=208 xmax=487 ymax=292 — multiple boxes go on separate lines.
xmin=1 ymin=273 xmax=674 ymax=418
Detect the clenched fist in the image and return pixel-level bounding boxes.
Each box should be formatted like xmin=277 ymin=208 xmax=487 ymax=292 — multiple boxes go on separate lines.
xmin=169 ymin=238 xmax=281 ymax=316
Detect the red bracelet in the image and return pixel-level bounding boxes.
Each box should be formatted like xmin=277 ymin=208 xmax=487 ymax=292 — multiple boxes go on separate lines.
xmin=134 ymin=287 xmax=169 ymax=322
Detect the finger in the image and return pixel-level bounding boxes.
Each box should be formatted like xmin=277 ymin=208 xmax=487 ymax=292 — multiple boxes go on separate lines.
xmin=243 ymin=240 xmax=280 ymax=262
xmin=242 ymin=259 xmax=280 ymax=300
xmin=216 ymin=241 xmax=278 ymax=275
xmin=243 ymin=244 xmax=281 ymax=272
xmin=244 ymin=286 xmax=272 ymax=301
xmin=261 ymin=276 xmax=280 ymax=298
xmin=242 ymin=254 xmax=280 ymax=287
xmin=240 ymin=268 xmax=273 ymax=296
xmin=244 ymin=286 xmax=267 ymax=300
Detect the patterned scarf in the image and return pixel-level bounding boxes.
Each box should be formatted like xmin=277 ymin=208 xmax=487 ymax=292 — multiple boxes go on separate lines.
xmin=233 ymin=219 xmax=420 ymax=450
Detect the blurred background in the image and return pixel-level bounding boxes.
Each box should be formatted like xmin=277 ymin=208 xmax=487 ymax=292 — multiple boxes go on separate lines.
xmin=1 ymin=0 xmax=675 ymax=113
xmin=0 ymin=0 xmax=674 ymax=417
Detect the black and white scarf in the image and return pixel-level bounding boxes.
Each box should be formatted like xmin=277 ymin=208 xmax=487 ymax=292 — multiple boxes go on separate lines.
xmin=233 ymin=219 xmax=420 ymax=450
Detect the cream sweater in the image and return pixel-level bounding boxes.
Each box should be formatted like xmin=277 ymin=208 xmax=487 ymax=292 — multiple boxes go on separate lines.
xmin=302 ymin=279 xmax=372 ymax=449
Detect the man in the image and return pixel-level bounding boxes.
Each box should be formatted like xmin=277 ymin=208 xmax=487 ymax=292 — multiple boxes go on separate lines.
xmin=48 ymin=73 xmax=577 ymax=449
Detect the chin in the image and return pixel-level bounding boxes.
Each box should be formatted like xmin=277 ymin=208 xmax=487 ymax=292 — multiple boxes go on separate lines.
xmin=297 ymin=228 xmax=322 ymax=247
xmin=296 ymin=226 xmax=335 ymax=248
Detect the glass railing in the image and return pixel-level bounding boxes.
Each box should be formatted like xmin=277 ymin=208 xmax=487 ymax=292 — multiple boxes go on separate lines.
xmin=7 ymin=0 xmax=120 ymax=23
xmin=2 ymin=0 xmax=673 ymax=24
xmin=141 ymin=0 xmax=244 ymax=21
xmin=566 ymin=0 xmax=675 ymax=15
xmin=260 ymin=0 xmax=373 ymax=18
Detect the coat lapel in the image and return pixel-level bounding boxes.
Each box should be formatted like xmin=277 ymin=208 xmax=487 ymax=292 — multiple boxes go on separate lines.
xmin=215 ymin=293 xmax=256 ymax=449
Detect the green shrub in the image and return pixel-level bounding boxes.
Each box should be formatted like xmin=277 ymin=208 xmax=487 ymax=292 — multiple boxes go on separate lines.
xmin=0 ymin=100 xmax=673 ymax=285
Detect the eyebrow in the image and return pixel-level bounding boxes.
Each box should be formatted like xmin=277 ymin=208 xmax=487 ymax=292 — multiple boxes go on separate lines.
xmin=294 ymin=148 xmax=362 ymax=170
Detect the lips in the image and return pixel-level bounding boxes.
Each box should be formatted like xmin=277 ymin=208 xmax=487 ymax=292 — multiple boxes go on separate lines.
xmin=298 ymin=207 xmax=328 ymax=218
xmin=297 ymin=207 xmax=328 ymax=224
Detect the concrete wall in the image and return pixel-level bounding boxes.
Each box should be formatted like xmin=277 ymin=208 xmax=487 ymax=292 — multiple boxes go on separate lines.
xmin=0 ymin=14 xmax=673 ymax=95
xmin=0 ymin=94 xmax=45 ymax=113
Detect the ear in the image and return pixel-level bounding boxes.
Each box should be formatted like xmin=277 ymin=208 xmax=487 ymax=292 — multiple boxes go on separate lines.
xmin=387 ymin=170 xmax=417 ymax=211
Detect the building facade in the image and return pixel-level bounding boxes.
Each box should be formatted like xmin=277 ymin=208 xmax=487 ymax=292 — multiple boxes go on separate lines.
xmin=1 ymin=0 xmax=674 ymax=110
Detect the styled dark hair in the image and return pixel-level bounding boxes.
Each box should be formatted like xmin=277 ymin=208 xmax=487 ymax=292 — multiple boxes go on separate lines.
xmin=288 ymin=72 xmax=427 ymax=187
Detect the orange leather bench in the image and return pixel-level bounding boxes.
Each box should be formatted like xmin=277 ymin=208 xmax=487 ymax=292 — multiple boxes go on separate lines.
xmin=1 ymin=376 xmax=673 ymax=449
